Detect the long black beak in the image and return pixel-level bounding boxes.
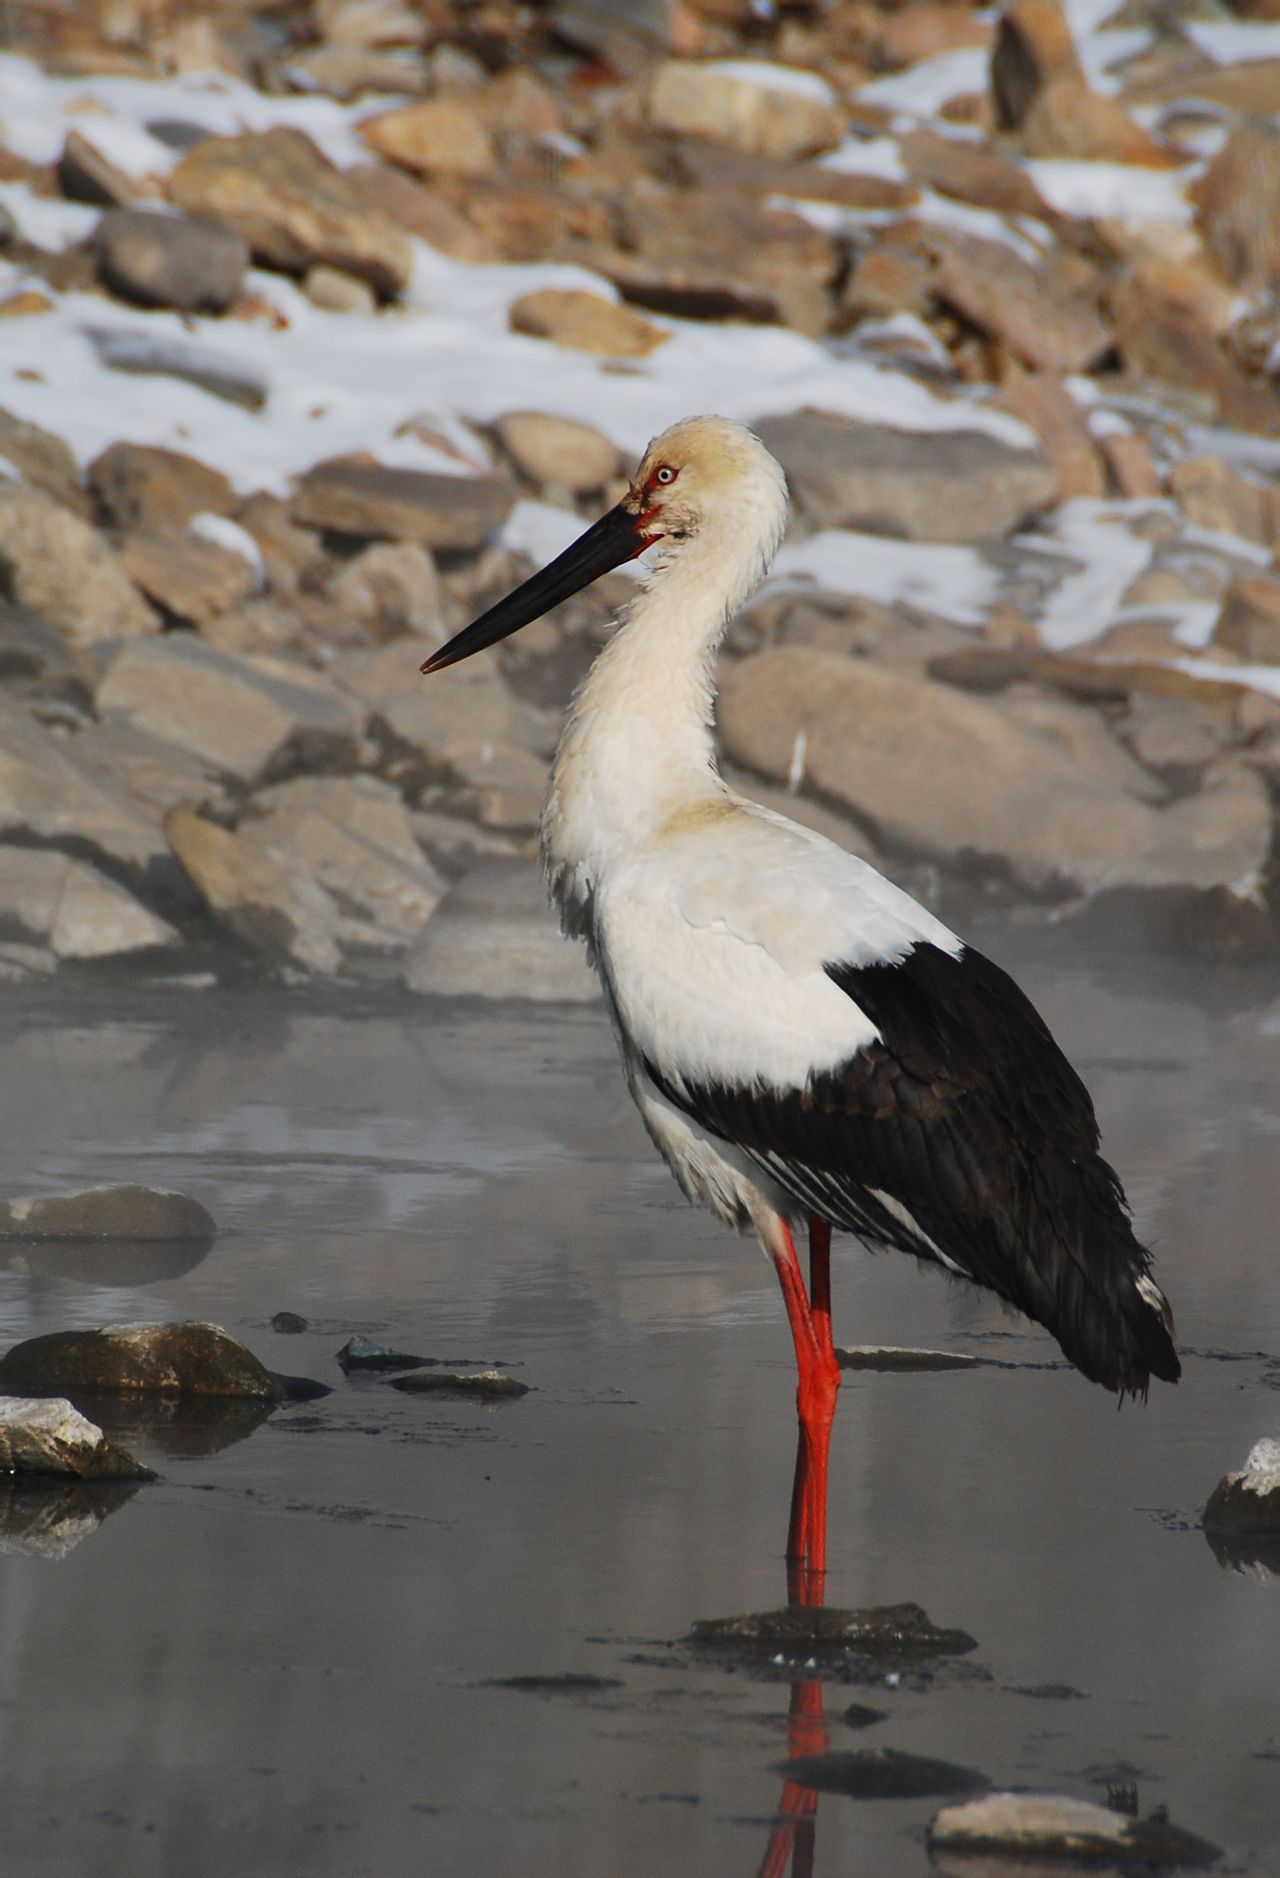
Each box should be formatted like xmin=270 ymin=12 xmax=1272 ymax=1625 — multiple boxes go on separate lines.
xmin=420 ymin=502 xmax=651 ymax=674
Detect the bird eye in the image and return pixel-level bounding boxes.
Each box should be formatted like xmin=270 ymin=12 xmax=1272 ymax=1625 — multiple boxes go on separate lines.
xmin=654 ymin=466 xmax=676 ymax=485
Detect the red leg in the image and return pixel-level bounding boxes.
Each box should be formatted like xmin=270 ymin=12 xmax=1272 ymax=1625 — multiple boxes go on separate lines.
xmin=768 ymin=1214 xmax=840 ymax=1602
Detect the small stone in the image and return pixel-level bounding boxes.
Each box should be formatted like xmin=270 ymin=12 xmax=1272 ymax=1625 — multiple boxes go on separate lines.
xmin=336 ymin=1335 xmax=432 ymax=1372
xmin=391 ymin=1367 xmax=529 ymax=1398
xmin=897 ymin=126 xmax=1051 ymax=222
xmin=345 ymin=162 xmax=494 ymax=263
xmin=836 ymin=1346 xmax=986 ymax=1372
xmin=164 ymin=805 xmax=343 ymax=973
xmin=87 ymin=326 xmax=268 ymax=411
xmin=119 ymin=529 xmax=259 ymax=627
xmin=0 ymin=288 xmax=54 ymax=318
xmin=1214 ymin=577 xmax=1280 ymax=664
xmin=645 ymin=60 xmax=843 ymax=160
xmin=328 ymin=540 xmax=445 ymax=638
xmin=781 ymin=1748 xmax=988 ymax=1802
xmin=93 ymin=207 xmax=248 ymax=312
xmin=0 ymin=1322 xmax=284 ymax=1400
xmin=1204 ymin=1436 xmax=1280 ymax=1535
xmin=0 ymin=848 xmax=178 ymax=960
xmin=508 ymin=288 xmax=668 ymax=358
xmin=58 ymin=128 xmax=143 ymax=207
xmin=0 ymin=1185 xmax=215 ymax=1240
xmin=403 ymin=862 xmax=598 ymax=1002
xmin=358 ymin=96 xmax=497 ymax=180
xmin=688 ymin=1603 xmax=977 ymax=1658
xmin=0 ymin=1397 xmax=154 ymax=1481
xmin=302 ymin=262 xmax=377 ymax=313
xmin=495 ymin=412 xmax=619 ymax=495
xmin=0 ymin=484 xmax=156 ymax=646
xmin=270 ymin=1311 xmax=308 ymax=1335
xmin=167 ymin=126 xmax=412 ymax=298
xmin=293 ymin=459 xmax=515 ymax=551
xmin=929 ymin=1790 xmax=1222 ymax=1867
xmin=88 ymin=441 xmax=236 ymax=535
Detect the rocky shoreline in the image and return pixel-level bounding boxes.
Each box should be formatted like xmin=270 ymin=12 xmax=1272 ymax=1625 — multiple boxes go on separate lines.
xmin=1 ymin=0 xmax=1279 ymax=989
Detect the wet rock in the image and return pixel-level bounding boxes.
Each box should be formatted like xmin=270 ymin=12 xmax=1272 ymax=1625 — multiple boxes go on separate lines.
xmin=392 ymin=1367 xmax=529 ymax=1398
xmin=645 ymin=60 xmax=842 ymax=160
xmin=1190 ymin=124 xmax=1280 ymax=301
xmin=119 ymin=529 xmax=259 ymax=628
xmin=928 ymin=231 xmax=1110 ymax=377
xmin=358 ymin=96 xmax=498 ymax=180
xmin=0 ymin=406 xmax=83 ymax=508
xmin=843 ymin=1701 xmax=889 ymax=1729
xmin=293 ymin=459 xmax=514 ymax=552
xmin=837 ymin=1346 xmax=985 ymax=1372
xmin=270 ymin=1311 xmax=308 ymax=1335
xmin=508 ymin=288 xmax=668 ymax=358
xmin=0 ymin=1397 xmax=154 ymax=1481
xmin=239 ymin=775 xmax=444 ymax=945
xmin=781 ymin=1747 xmax=988 ymax=1802
xmin=1215 ymin=577 xmax=1280 ymax=664
xmin=167 ymin=126 xmax=412 ymax=298
xmin=86 ymin=326 xmax=268 ymax=412
xmin=327 ymin=540 xmax=446 ymax=638
xmin=164 ymin=805 xmax=343 ymax=973
xmin=302 ymin=262 xmax=377 ymax=314
xmin=1204 ymin=1437 xmax=1280 ymax=1537
xmin=0 ymin=1476 xmax=143 ymax=1559
xmin=752 ymin=412 xmax=1056 ymax=544
xmin=336 ymin=1335 xmax=433 ymax=1372
xmin=88 ymin=441 xmax=236 ymax=535
xmin=0 ymin=484 xmax=156 ymax=646
xmin=0 ymin=849 xmax=179 ymax=960
xmin=0 ymin=693 xmax=167 ymax=873
xmin=92 ymin=207 xmax=248 ymax=312
xmin=688 ymin=1603 xmax=977 ymax=1660
xmin=495 ymin=412 xmax=619 ymax=496
xmin=928 ymin=1790 xmax=1222 ymax=1868
xmin=0 ymin=1185 xmax=214 ymax=1240
xmin=97 ymin=637 xmax=364 ymax=786
xmin=403 ymin=862 xmax=598 ymax=1002
xmin=0 ymin=1322 xmax=283 ymax=1400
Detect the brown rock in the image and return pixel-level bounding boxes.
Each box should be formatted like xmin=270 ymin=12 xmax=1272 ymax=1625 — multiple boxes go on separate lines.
xmin=1108 ymin=277 xmax=1279 ymax=434
xmin=0 ymin=406 xmax=83 ymax=508
xmin=1215 ymin=576 xmax=1280 ymax=664
xmin=0 ymin=1321 xmax=283 ymax=1400
xmin=167 ymin=127 xmax=412 ymax=298
xmin=841 ymin=240 xmax=935 ymax=322
xmin=876 ymin=4 xmax=991 ymax=70
xmin=897 ymin=126 xmax=1053 ymax=222
xmin=990 ymin=0 xmax=1174 ymax=164
xmin=0 ymin=484 xmax=156 ymax=646
xmin=1128 ymin=59 xmax=1280 ymax=116
xmin=58 ymin=128 xmax=144 ymax=206
xmin=358 ymin=96 xmax=498 ymax=181
xmin=0 ymin=847 xmax=179 ymax=960
xmin=1168 ymin=456 xmax=1271 ymax=545
xmin=0 ymin=1185 xmax=214 ymax=1241
xmin=0 ymin=694 xmax=166 ymax=873
xmin=994 ymin=375 xmax=1105 ymax=502
xmin=236 ymin=492 xmax=324 ymax=595
xmin=463 ymin=184 xmax=612 ymax=265
xmin=1190 ymin=125 xmax=1280 ymax=299
xmin=494 ymin=412 xmax=620 ymax=495
xmin=279 ymin=44 xmax=430 ymax=100
xmin=93 ymin=207 xmax=248 ymax=312
xmin=1098 ymin=430 xmax=1161 ymax=500
xmin=327 ymin=540 xmax=445 ymax=638
xmin=928 ymin=230 xmax=1110 ymax=374
xmin=345 ymin=163 xmax=495 ymax=262
xmin=88 ymin=441 xmax=236 ymax=535
xmin=442 ymin=740 xmax=548 ymax=831
xmin=334 ymin=633 xmax=547 ymax=764
xmin=292 ymin=458 xmax=514 ymax=550
xmin=119 ymin=530 xmax=258 ymax=627
xmin=165 ymin=805 xmax=343 ymax=972
xmin=509 ymin=287 xmax=668 ymax=357
xmin=69 ymin=720 xmax=228 ymax=818
xmin=645 ymin=60 xmax=843 ymax=160
xmin=302 ymin=263 xmax=377 ymax=313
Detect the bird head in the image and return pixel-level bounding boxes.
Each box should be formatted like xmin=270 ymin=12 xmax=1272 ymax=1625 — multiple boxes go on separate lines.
xmin=421 ymin=415 xmax=787 ymax=675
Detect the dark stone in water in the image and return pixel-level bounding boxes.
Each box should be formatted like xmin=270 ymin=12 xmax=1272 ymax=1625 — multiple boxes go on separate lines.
xmin=0 ymin=1184 xmax=215 ymax=1241
xmin=1203 ymin=1439 xmax=1280 ymax=1535
xmin=779 ymin=1747 xmax=989 ymax=1801
xmin=392 ymin=1368 xmax=529 ymax=1399
xmin=0 ymin=1322 xmax=284 ymax=1401
xmin=688 ymin=1603 xmax=977 ymax=1660
xmin=836 ymin=1345 xmax=985 ymax=1372
xmin=486 ymin=1674 xmax=624 ymax=1694
xmin=843 ymin=1701 xmax=889 ymax=1729
xmin=336 ymin=1335 xmax=434 ymax=1372
xmin=271 ymin=1312 xmax=308 ymax=1335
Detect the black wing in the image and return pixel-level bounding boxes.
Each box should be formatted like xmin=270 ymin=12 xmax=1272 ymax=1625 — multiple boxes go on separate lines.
xmin=645 ymin=940 xmax=1180 ymax=1397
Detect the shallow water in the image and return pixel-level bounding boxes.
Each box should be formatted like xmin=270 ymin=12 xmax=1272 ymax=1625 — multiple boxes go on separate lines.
xmin=0 ymin=923 xmax=1278 ymax=1878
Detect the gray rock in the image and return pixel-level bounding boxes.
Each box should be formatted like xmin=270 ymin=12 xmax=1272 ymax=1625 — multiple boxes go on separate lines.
xmin=0 ymin=597 xmax=88 ymax=692
xmin=119 ymin=529 xmax=258 ymax=628
xmin=0 ymin=1397 xmax=154 ymax=1481
xmin=334 ymin=634 xmax=550 ymax=763
xmin=327 ymin=540 xmax=446 ymax=637
xmin=0 ymin=693 xmax=167 ymax=872
xmin=929 ymin=1791 xmax=1221 ymax=1868
xmin=0 ymin=1185 xmax=215 ymax=1241
xmin=87 ymin=440 xmax=236 ymax=535
xmin=442 ymin=739 xmax=548 ymax=832
xmin=336 ymin=1336 xmax=432 ymax=1372
xmin=293 ymin=458 xmax=515 ymax=551
xmin=780 ymin=1748 xmax=987 ymax=1802
xmin=86 ymin=327 xmax=267 ymax=412
xmin=0 ymin=848 xmax=179 ymax=959
xmin=753 ymin=409 xmax=1057 ymax=543
xmin=0 ymin=1322 xmax=283 ymax=1400
xmin=96 ymin=637 xmax=364 ymax=786
xmin=167 ymin=126 xmax=412 ymax=298
xmin=0 ymin=484 xmax=157 ymax=646
xmin=689 ymin=1602 xmax=977 ymax=1659
xmin=494 ymin=412 xmax=620 ymax=495
xmin=164 ymin=804 xmax=344 ymax=973
xmin=1204 ymin=1437 xmax=1280 ymax=1535
xmin=0 ymin=406 xmax=83 ymax=508
xmin=92 ymin=207 xmax=248 ymax=312
xmin=68 ymin=720 xmax=228 ymax=818
xmin=58 ymin=128 xmax=142 ymax=207
xmin=403 ymin=861 xmax=598 ymax=1001
xmin=392 ymin=1367 xmax=529 ymax=1398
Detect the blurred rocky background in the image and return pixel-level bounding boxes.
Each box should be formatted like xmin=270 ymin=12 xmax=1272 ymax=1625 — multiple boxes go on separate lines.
xmin=0 ymin=0 xmax=1279 ymax=992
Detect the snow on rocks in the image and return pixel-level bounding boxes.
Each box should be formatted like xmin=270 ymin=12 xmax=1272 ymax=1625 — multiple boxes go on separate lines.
xmin=928 ymin=1790 xmax=1221 ymax=1869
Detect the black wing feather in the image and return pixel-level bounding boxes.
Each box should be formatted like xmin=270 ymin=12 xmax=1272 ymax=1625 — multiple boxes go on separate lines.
xmin=647 ymin=941 xmax=1180 ymax=1398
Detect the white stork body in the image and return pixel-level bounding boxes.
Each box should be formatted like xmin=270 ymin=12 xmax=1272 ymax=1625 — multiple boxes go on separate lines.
xmin=422 ymin=415 xmax=1180 ymax=1589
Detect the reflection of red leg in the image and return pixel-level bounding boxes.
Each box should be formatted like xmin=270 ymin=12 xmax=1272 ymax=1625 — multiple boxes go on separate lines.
xmin=769 ymin=1214 xmax=841 ymax=1602
xmin=756 ymin=1677 xmax=829 ymax=1878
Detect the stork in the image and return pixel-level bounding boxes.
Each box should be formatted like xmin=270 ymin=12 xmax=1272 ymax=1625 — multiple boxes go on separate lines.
xmin=422 ymin=415 xmax=1180 ymax=1592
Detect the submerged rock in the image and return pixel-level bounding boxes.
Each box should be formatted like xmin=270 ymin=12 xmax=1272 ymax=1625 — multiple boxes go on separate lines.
xmin=0 ymin=1322 xmax=284 ymax=1400
xmin=688 ymin=1603 xmax=977 ymax=1660
xmin=0 ymin=1186 xmax=215 ymax=1241
xmin=336 ymin=1335 xmax=433 ymax=1372
xmin=0 ymin=1396 xmax=154 ymax=1480
xmin=928 ymin=1790 xmax=1221 ymax=1867
xmin=270 ymin=1311 xmax=308 ymax=1335
xmin=391 ymin=1368 xmax=529 ymax=1398
xmin=781 ymin=1747 xmax=988 ymax=1802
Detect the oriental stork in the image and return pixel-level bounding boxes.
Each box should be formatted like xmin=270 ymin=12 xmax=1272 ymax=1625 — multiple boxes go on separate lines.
xmin=421 ymin=415 xmax=1180 ymax=1590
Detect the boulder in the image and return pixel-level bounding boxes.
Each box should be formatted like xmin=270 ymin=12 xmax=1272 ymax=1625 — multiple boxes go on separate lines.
xmin=96 ymin=637 xmax=364 ymax=785
xmin=494 ymin=412 xmax=620 ymax=495
xmin=167 ymin=126 xmax=412 ymax=298
xmin=0 ymin=1322 xmax=283 ymax=1399
xmin=92 ymin=207 xmax=248 ymax=312
xmin=119 ymin=530 xmax=259 ymax=627
xmin=1204 ymin=1437 xmax=1280 ymax=1536
xmin=752 ymin=410 xmax=1056 ymax=544
xmin=87 ymin=441 xmax=236 ymax=535
xmin=164 ymin=805 xmax=343 ymax=973
xmin=929 ymin=1791 xmax=1221 ymax=1868
xmin=403 ymin=861 xmax=598 ymax=1001
xmin=990 ymin=0 xmax=1174 ymax=164
xmin=67 ymin=720 xmax=228 ymax=818
xmin=0 ymin=694 xmax=167 ymax=873
xmin=0 ymin=484 xmax=156 ymax=646
xmin=0 ymin=1185 xmax=215 ymax=1240
xmin=1215 ymin=577 xmax=1280 ymax=663
xmin=0 ymin=848 xmax=178 ymax=960
xmin=357 ymin=96 xmax=498 ymax=179
xmin=645 ymin=60 xmax=843 ymax=160
xmin=0 ymin=406 xmax=83 ymax=508
xmin=334 ymin=633 xmax=548 ymax=763
xmin=508 ymin=288 xmax=668 ymax=358
xmin=0 ymin=1398 xmax=154 ymax=1481
xmin=327 ymin=541 xmax=446 ymax=638
xmin=1190 ymin=125 xmax=1280 ymax=300
xmin=927 ymin=230 xmax=1111 ymax=376
xmin=292 ymin=459 xmax=515 ymax=551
